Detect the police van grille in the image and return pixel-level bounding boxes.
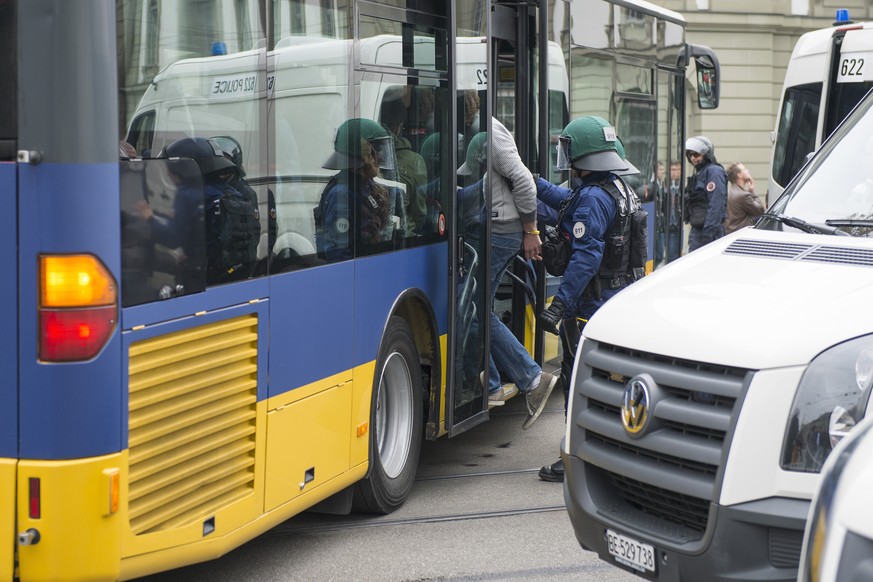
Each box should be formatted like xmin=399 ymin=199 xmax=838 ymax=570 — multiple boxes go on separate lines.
xmin=600 ymin=470 xmax=710 ymax=535
xmin=127 ymin=314 xmax=258 ymax=535
xmin=573 ymin=341 xmax=749 ymax=541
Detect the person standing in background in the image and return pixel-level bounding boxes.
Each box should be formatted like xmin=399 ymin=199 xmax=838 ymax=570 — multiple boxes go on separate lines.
xmin=666 ymin=161 xmax=683 ymax=261
xmin=724 ymin=162 xmax=765 ymax=235
xmin=684 ymin=135 xmax=727 ymax=251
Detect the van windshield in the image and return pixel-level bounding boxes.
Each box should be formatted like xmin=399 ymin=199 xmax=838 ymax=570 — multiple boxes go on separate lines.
xmin=763 ymin=91 xmax=873 ymax=237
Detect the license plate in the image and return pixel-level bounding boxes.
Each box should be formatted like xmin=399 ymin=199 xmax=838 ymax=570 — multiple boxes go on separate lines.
xmin=606 ymin=529 xmax=657 ymax=574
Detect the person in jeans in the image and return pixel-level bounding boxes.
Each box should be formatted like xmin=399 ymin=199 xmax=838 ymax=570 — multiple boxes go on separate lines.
xmin=458 ymin=117 xmax=557 ymax=429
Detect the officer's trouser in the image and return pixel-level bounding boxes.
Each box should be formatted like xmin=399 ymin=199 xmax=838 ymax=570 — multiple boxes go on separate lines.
xmin=559 ymin=317 xmax=584 ymax=415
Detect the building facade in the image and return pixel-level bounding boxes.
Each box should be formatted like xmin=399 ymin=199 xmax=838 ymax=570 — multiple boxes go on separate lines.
xmin=654 ymin=0 xmax=872 ymax=200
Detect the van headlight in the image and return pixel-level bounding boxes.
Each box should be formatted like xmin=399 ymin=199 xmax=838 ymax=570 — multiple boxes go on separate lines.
xmin=781 ymin=335 xmax=873 ymax=473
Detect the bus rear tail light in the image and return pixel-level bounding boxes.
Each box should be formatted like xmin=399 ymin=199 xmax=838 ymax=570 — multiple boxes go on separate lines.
xmin=28 ymin=477 xmax=40 ymax=519
xmin=38 ymin=255 xmax=117 ymax=362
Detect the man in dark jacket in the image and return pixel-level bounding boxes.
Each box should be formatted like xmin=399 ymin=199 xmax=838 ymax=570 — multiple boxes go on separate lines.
xmin=684 ymin=135 xmax=727 ymax=251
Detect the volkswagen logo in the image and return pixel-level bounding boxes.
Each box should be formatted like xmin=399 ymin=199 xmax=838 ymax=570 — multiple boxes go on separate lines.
xmin=621 ymin=377 xmax=650 ymax=435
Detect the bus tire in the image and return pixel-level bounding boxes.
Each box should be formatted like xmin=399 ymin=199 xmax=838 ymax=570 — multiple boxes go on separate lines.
xmin=353 ymin=316 xmax=423 ymax=514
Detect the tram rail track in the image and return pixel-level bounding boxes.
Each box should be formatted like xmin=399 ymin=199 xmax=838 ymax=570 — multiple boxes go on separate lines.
xmin=265 ymin=467 xmax=565 ymax=538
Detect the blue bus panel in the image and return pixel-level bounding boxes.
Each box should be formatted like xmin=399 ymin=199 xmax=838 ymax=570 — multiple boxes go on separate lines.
xmin=18 ymin=163 xmax=123 ymax=460
xmin=0 ymin=163 xmax=17 ymax=458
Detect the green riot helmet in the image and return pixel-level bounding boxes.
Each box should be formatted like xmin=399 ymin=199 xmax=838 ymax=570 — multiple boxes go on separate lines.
xmin=323 ymin=118 xmax=396 ymax=171
xmin=614 ymin=138 xmax=641 ymax=176
xmin=556 ymin=116 xmax=628 ymax=173
xmin=457 ymin=131 xmax=488 ymax=176
xmin=419 ymin=132 xmax=442 ymax=177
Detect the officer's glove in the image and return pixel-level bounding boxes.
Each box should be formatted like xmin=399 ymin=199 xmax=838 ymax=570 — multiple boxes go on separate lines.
xmin=538 ymin=297 xmax=566 ymax=335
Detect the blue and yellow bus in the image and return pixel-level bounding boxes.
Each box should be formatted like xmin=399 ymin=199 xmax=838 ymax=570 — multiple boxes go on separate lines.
xmin=1 ymin=1 xmax=717 ymax=580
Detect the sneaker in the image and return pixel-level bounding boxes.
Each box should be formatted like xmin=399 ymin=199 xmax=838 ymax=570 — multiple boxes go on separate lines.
xmin=488 ymin=390 xmax=506 ymax=407
xmin=488 ymin=383 xmax=519 ymax=407
xmin=501 ymin=383 xmax=519 ymax=401
xmin=522 ymin=372 xmax=557 ymax=430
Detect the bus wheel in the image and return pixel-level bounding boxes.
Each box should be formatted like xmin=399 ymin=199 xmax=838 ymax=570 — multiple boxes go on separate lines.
xmin=353 ymin=316 xmax=423 ymax=514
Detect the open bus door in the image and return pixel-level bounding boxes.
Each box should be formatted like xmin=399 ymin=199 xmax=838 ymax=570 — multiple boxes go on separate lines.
xmin=491 ymin=3 xmax=552 ymax=382
xmin=446 ymin=3 xmax=493 ymax=436
xmin=446 ymin=0 xmax=549 ymax=437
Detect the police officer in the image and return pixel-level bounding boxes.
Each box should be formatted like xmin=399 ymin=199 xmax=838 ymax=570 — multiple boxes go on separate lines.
xmin=316 ymin=118 xmax=406 ymax=262
xmin=209 ymin=135 xmax=276 ymax=273
xmin=534 ymin=116 xmax=642 ymax=482
xmin=684 ymin=135 xmax=727 ymax=252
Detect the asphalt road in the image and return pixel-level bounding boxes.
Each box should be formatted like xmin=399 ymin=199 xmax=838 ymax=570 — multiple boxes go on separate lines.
xmin=136 ymin=365 xmax=639 ymax=582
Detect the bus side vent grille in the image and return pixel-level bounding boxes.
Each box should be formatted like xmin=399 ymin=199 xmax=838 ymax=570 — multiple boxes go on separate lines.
xmin=127 ymin=314 xmax=258 ymax=535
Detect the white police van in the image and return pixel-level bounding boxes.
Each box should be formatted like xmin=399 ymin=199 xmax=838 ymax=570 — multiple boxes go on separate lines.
xmin=563 ymin=59 xmax=873 ymax=582
xmin=798 ymin=413 xmax=873 ymax=582
xmin=770 ymin=9 xmax=873 ymax=204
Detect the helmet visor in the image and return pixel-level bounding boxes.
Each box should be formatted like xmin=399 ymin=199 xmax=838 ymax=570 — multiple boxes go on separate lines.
xmin=368 ymin=136 xmax=396 ymax=171
xmin=208 ymin=136 xmax=243 ymax=167
xmin=556 ymin=136 xmax=573 ymax=171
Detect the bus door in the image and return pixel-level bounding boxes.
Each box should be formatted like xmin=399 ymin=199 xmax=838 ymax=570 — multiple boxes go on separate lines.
xmin=447 ymin=0 xmax=491 ymax=435
xmin=0 ymin=8 xmax=16 ymax=573
xmin=493 ymin=4 xmax=547 ymax=372
xmin=0 ymin=160 xmax=16 ymax=582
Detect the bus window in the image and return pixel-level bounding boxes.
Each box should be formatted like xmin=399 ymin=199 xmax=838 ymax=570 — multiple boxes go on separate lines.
xmin=547 ymin=89 xmax=569 ymax=184
xmin=120 ymin=159 xmax=207 ymax=306
xmin=772 ymin=83 xmax=822 ymax=190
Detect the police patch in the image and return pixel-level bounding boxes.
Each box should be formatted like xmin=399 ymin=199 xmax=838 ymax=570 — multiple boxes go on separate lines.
xmin=706 ymin=181 xmax=716 ymax=192
xmin=573 ymin=221 xmax=586 ymax=238
xmin=335 ymin=217 xmax=350 ymax=233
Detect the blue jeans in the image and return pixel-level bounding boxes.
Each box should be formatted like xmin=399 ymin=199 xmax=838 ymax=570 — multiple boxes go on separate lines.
xmin=487 ymin=232 xmax=540 ymax=394
xmin=689 ymin=225 xmax=723 ymax=252
xmin=654 ymin=227 xmax=681 ymax=265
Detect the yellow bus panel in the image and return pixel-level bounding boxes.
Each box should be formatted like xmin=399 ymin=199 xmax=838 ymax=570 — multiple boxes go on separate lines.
xmin=1 ymin=459 xmax=13 ymax=582
xmin=17 ymin=454 xmax=125 ymax=582
xmin=264 ymin=381 xmax=352 ymax=511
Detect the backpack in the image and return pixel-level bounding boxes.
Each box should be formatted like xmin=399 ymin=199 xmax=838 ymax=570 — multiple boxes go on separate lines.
xmin=205 ymin=181 xmax=261 ymax=283
xmin=599 ymin=176 xmax=648 ymax=275
xmin=540 ymin=175 xmax=647 ymax=278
